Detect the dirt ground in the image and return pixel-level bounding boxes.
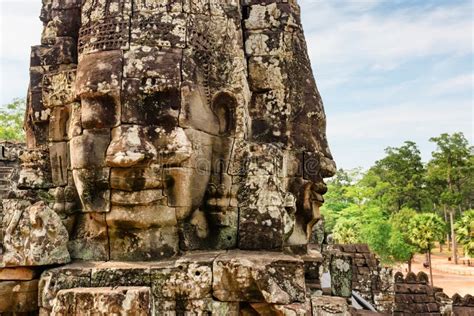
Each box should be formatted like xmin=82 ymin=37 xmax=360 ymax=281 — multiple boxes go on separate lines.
xmin=396 ymin=249 xmax=474 ymax=296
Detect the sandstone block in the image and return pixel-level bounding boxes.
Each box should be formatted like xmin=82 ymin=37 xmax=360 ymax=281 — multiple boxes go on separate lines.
xmin=42 ymin=68 xmax=77 ymax=108
xmin=213 ymin=251 xmax=306 ymax=304
xmin=73 ymin=168 xmax=110 ymax=213
xmin=49 ymin=106 xmax=70 ymax=142
xmin=0 ymin=279 xmax=39 ymax=313
xmin=91 ymin=262 xmax=151 ymax=288
xmin=2 ymin=201 xmax=70 ymax=267
xmin=39 ymin=262 xmax=94 ymax=309
xmin=0 ymin=267 xmax=39 ymax=281
xmin=68 ymin=212 xmax=109 ymax=261
xmin=51 ymin=287 xmax=152 ymax=315
xmin=108 ymin=226 xmax=179 ymax=261
xmin=311 ymin=296 xmax=351 ymax=316
xmin=155 ymin=298 xmax=240 ymax=315
xmin=49 ymin=141 xmax=69 ymax=186
xmin=330 ymin=253 xmax=353 ymax=298
xmin=70 ymin=129 xmax=110 ymax=169
xmin=151 ymin=252 xmax=219 ymax=300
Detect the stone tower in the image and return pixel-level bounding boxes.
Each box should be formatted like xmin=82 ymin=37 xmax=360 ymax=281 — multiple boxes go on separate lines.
xmin=0 ymin=0 xmax=345 ymax=314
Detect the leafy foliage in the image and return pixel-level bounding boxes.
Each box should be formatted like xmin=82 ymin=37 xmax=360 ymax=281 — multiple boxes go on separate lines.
xmin=408 ymin=213 xmax=446 ymax=251
xmin=455 ymin=210 xmax=474 ymax=258
xmin=321 ymin=132 xmax=472 ymax=265
xmin=0 ymin=98 xmax=26 ymax=141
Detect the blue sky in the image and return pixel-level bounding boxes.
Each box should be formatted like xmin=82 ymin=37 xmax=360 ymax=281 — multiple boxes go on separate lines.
xmin=1 ymin=0 xmax=472 ymax=169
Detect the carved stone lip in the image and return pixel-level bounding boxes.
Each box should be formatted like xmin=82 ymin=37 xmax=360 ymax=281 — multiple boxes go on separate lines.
xmin=312 ymin=192 xmax=325 ymax=204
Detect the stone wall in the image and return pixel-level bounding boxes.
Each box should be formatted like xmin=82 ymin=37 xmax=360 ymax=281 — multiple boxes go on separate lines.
xmin=451 ymin=294 xmax=474 ymax=316
xmin=393 ymin=271 xmax=441 ymax=315
xmin=393 ymin=271 xmax=474 ymax=315
xmin=331 ymin=244 xmax=395 ymax=314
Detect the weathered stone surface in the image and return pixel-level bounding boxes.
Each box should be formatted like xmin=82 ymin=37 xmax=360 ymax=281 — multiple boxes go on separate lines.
xmin=250 ymin=301 xmax=312 ymax=315
xmin=393 ymin=271 xmax=442 ymax=315
xmin=213 ymin=251 xmax=306 ymax=304
xmin=151 ymin=252 xmax=219 ymax=300
xmin=2 ymin=200 xmax=70 ymax=267
xmin=72 ymin=168 xmax=110 ymax=213
xmin=17 ymin=147 xmax=53 ymax=189
xmin=108 ymin=225 xmax=180 ymax=261
xmin=42 ymin=68 xmax=77 ymax=108
xmin=311 ymin=296 xmax=351 ymax=316
xmin=154 ymin=298 xmax=240 ymax=315
xmin=68 ymin=213 xmax=109 ymax=261
xmin=48 ymin=106 xmax=70 ymax=142
xmin=0 ymin=279 xmax=39 ymax=313
xmin=39 ymin=262 xmax=94 ymax=310
xmin=0 ymin=267 xmax=39 ymax=280
xmin=12 ymin=0 xmax=346 ymax=313
xmin=330 ymin=253 xmax=353 ymax=298
xmin=238 ymin=144 xmax=296 ymax=251
xmin=91 ymin=262 xmax=151 ymax=288
xmin=70 ymin=129 xmax=110 ymax=169
xmin=51 ymin=287 xmax=152 ymax=315
xmin=49 ymin=141 xmax=68 ymax=186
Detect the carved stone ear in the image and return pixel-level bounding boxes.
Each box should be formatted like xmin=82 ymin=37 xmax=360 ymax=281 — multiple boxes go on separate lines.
xmin=211 ymin=92 xmax=236 ymax=136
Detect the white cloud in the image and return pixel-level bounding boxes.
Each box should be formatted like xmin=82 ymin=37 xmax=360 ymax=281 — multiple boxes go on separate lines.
xmin=428 ymin=73 xmax=474 ymax=96
xmin=327 ymin=101 xmax=472 ymax=141
xmin=0 ymin=1 xmax=42 ymax=104
xmin=301 ymin=1 xmax=473 ymax=70
xmin=300 ymin=1 xmax=473 ymax=169
xmin=327 ymin=100 xmax=472 ymax=169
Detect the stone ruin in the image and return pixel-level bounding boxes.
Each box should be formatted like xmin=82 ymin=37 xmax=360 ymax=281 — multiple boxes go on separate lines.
xmin=393 ymin=272 xmax=474 ymax=316
xmin=0 ymin=142 xmax=24 ymax=200
xmin=0 ymin=0 xmax=471 ymax=315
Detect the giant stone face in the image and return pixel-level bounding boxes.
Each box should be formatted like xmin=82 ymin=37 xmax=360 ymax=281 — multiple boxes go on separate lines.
xmin=20 ymin=0 xmax=336 ymax=261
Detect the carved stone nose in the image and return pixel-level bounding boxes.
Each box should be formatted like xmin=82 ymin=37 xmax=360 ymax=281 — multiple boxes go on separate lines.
xmin=105 ymin=125 xmax=157 ymax=168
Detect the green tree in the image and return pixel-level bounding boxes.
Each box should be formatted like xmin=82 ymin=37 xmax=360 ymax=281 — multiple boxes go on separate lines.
xmin=429 ymin=132 xmax=473 ymax=264
xmin=454 ymin=210 xmax=474 ymax=258
xmin=332 ymin=217 xmax=361 ymax=244
xmin=390 ymin=208 xmax=419 ymax=271
xmin=321 ymin=168 xmax=363 ymax=232
xmin=359 ymin=218 xmax=392 ymax=262
xmin=0 ymin=98 xmax=26 ymax=141
xmin=367 ymin=141 xmax=428 ymax=213
xmin=408 ymin=213 xmax=446 ymax=286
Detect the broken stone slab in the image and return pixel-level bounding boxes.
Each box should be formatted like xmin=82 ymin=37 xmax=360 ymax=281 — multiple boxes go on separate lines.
xmin=0 ymin=267 xmax=40 ymax=281
xmin=311 ymin=295 xmax=351 ymax=316
xmin=0 ymin=279 xmax=39 ymax=313
xmin=51 ymin=287 xmax=152 ymax=315
xmin=154 ymin=297 xmax=240 ymax=315
xmin=2 ymin=200 xmax=70 ymax=267
xmin=39 ymin=261 xmax=94 ymax=310
xmin=212 ymin=250 xmax=306 ymax=304
xmin=151 ymin=251 xmax=222 ymax=301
